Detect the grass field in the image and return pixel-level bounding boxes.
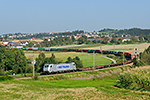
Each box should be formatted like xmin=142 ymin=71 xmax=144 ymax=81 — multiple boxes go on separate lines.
xmin=25 ymin=51 xmax=113 ymax=67
xmin=1 ymin=66 xmax=150 ymax=100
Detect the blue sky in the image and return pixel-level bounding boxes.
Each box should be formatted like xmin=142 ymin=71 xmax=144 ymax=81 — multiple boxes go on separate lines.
xmin=0 ymin=0 xmax=150 ymax=34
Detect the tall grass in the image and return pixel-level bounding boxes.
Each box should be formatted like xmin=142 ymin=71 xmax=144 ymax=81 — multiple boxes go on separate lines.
xmin=115 ymin=67 xmax=150 ymax=91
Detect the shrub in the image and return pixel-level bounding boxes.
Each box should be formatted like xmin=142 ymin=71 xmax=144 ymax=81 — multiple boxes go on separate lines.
xmin=0 ymin=76 xmax=14 ymax=81
xmin=115 ymin=67 xmax=150 ymax=91
xmin=6 ymin=70 xmax=13 ymax=75
xmin=32 ymin=76 xmax=39 ymax=80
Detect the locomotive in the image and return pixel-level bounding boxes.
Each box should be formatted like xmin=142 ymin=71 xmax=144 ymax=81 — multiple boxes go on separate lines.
xmin=43 ymin=62 xmax=76 ymax=74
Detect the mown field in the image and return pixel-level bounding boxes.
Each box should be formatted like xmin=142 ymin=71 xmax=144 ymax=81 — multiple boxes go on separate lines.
xmin=1 ymin=66 xmax=150 ymax=100
xmin=85 ymin=43 xmax=150 ymax=53
xmin=25 ymin=51 xmax=113 ymax=67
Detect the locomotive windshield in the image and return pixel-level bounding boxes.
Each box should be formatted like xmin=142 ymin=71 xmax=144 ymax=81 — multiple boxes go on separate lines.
xmin=45 ymin=65 xmax=49 ymax=68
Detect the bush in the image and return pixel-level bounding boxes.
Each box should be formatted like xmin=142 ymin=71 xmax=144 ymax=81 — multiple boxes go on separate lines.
xmin=115 ymin=67 xmax=150 ymax=91
xmin=0 ymin=76 xmax=14 ymax=81
xmin=32 ymin=76 xmax=39 ymax=80
xmin=6 ymin=70 xmax=14 ymax=75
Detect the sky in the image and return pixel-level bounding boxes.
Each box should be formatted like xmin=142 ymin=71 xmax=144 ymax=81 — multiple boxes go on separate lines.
xmin=0 ymin=0 xmax=150 ymax=34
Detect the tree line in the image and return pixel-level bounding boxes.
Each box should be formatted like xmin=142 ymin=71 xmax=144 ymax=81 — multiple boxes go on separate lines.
xmin=30 ymin=34 xmax=147 ymax=48
xmin=0 ymin=45 xmax=83 ymax=76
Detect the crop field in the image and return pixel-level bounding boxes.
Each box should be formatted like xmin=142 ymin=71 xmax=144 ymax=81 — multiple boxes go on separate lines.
xmin=25 ymin=51 xmax=112 ymax=67
xmin=85 ymin=43 xmax=150 ymax=54
xmin=50 ymin=43 xmax=150 ymax=54
xmin=1 ymin=66 xmax=150 ymax=100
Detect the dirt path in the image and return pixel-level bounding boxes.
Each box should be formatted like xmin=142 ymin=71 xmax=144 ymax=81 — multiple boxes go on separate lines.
xmin=100 ymin=55 xmax=116 ymax=63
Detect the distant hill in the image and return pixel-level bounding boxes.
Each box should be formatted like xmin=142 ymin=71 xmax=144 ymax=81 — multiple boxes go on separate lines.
xmin=115 ymin=28 xmax=150 ymax=36
xmin=98 ymin=28 xmax=150 ymax=36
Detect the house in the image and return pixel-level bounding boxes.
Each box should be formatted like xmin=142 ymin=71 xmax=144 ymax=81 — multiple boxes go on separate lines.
xmin=88 ymin=37 xmax=95 ymax=41
xmin=2 ymin=40 xmax=9 ymax=45
xmin=20 ymin=41 xmax=29 ymax=46
xmin=122 ymin=37 xmax=131 ymax=42
xmin=101 ymin=34 xmax=109 ymax=37
xmin=96 ymin=38 xmax=103 ymax=41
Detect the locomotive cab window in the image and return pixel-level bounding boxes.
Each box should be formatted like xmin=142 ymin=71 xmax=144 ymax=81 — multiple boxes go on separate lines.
xmin=45 ymin=65 xmax=48 ymax=68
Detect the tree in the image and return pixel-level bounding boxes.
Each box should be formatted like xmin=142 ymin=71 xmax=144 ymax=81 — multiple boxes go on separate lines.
xmin=4 ymin=50 xmax=15 ymax=71
xmin=11 ymin=48 xmax=27 ymax=74
xmin=72 ymin=56 xmax=83 ymax=68
xmin=139 ymin=34 xmax=145 ymax=43
xmin=0 ymin=45 xmax=16 ymax=75
xmin=4 ymin=35 xmax=7 ymax=40
xmin=77 ymin=37 xmax=84 ymax=44
xmin=110 ymin=37 xmax=117 ymax=44
xmin=65 ymin=56 xmax=83 ymax=68
xmin=0 ymin=37 xmax=3 ymax=41
xmin=82 ymin=35 xmax=88 ymax=43
xmin=0 ymin=46 xmax=5 ymax=75
xmin=51 ymin=53 xmax=55 ymax=59
xmin=35 ymin=52 xmax=45 ymax=72
xmin=93 ymin=40 xmax=97 ymax=43
xmin=101 ymin=37 xmax=109 ymax=44
xmin=130 ymin=37 xmax=138 ymax=43
xmin=117 ymin=38 xmax=122 ymax=44
xmin=77 ymin=35 xmax=88 ymax=44
xmin=28 ymin=42 xmax=34 ymax=47
xmin=71 ymin=35 xmax=76 ymax=42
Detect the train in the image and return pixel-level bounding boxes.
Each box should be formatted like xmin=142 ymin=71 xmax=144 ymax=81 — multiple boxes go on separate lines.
xmin=6 ymin=46 xmax=135 ymax=59
xmin=5 ymin=46 xmax=135 ymax=71
xmin=43 ymin=62 xmax=76 ymax=74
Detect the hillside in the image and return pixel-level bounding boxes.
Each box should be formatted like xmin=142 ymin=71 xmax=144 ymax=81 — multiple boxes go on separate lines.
xmin=1 ymin=65 xmax=150 ymax=99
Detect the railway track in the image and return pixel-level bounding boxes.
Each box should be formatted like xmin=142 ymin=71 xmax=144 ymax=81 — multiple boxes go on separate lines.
xmin=15 ymin=63 xmax=133 ymax=80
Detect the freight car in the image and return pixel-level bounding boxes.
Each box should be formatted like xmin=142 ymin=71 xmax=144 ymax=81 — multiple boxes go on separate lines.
xmin=5 ymin=46 xmax=135 ymax=59
xmin=5 ymin=46 xmax=135 ymax=71
xmin=43 ymin=62 xmax=76 ymax=74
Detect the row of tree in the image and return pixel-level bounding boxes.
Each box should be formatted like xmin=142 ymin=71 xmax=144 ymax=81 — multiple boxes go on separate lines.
xmin=18 ymin=30 xmax=84 ymax=39
xmin=35 ymin=36 xmax=74 ymax=47
xmin=0 ymin=45 xmax=83 ymax=75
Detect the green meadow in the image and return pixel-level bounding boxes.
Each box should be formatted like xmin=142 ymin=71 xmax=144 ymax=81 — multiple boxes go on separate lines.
xmin=25 ymin=51 xmax=113 ymax=68
xmin=1 ymin=66 xmax=150 ymax=100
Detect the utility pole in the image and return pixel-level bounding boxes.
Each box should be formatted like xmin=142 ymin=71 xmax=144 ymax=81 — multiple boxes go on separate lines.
xmin=113 ymin=43 xmax=115 ymax=50
xmin=93 ymin=51 xmax=95 ymax=71
xmin=100 ymin=43 xmax=102 ymax=50
xmin=123 ymin=52 xmax=124 ymax=65
xmin=49 ymin=43 xmax=50 ymax=57
xmin=138 ymin=48 xmax=140 ymax=60
xmin=123 ymin=46 xmax=125 ymax=65
xmin=135 ymin=48 xmax=138 ymax=59
xmin=33 ymin=52 xmax=35 ymax=77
